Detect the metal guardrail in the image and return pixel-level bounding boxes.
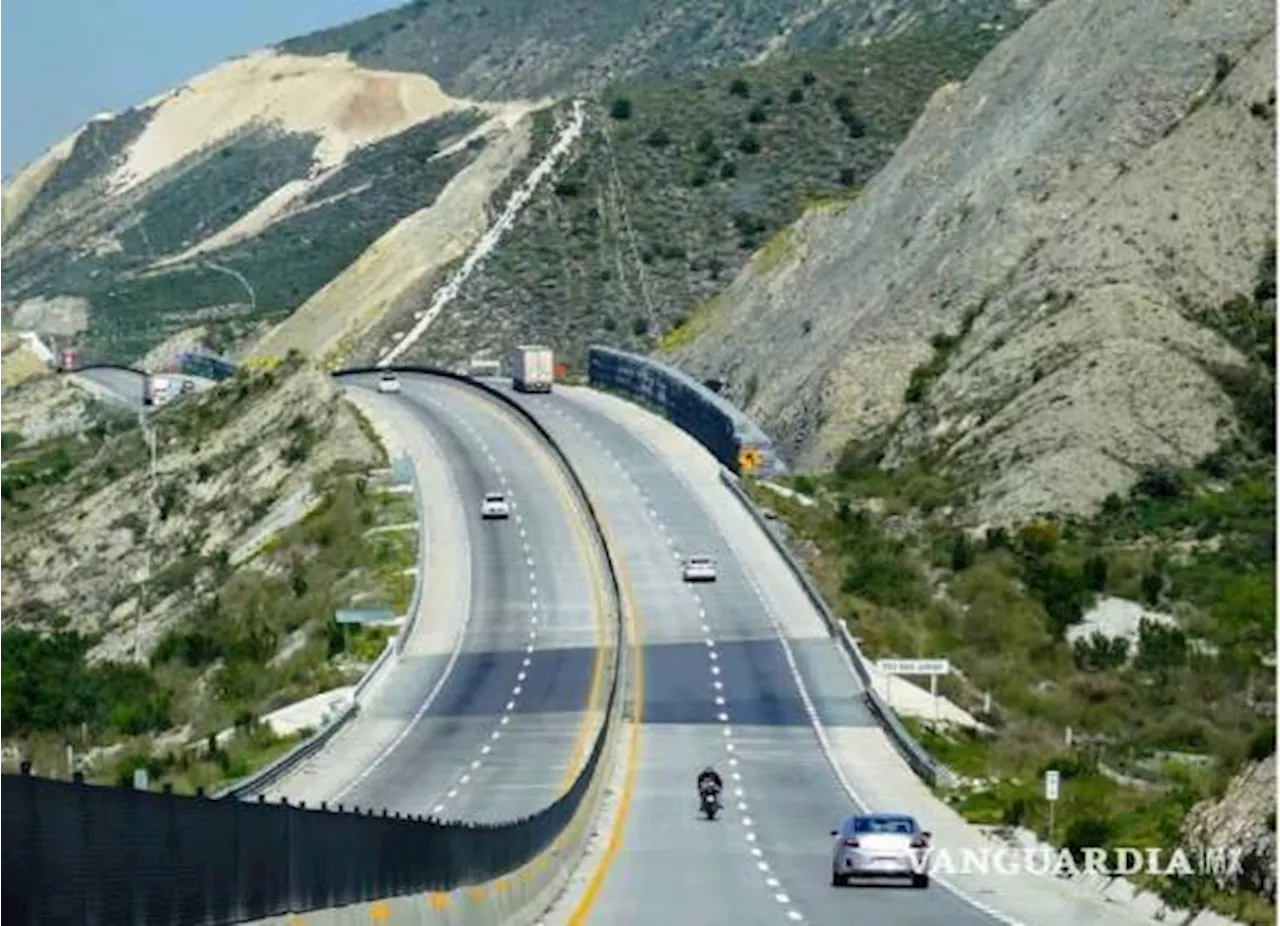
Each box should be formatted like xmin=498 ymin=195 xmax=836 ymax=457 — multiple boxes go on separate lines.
xmin=212 ymin=701 xmax=360 ymax=801
xmin=717 ymin=469 xmax=956 ymax=789
xmin=396 ymin=453 xmax=427 ymax=657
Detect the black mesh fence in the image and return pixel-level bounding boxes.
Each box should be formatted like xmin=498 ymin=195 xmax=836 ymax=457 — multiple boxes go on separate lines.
xmin=3 ymin=721 xmax=598 ymax=926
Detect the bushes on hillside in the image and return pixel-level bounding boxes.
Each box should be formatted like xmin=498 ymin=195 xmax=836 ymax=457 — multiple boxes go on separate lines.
xmin=1 ymin=629 xmax=171 ymax=738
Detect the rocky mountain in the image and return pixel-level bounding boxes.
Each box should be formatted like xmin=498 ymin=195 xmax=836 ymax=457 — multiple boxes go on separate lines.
xmin=1 ymin=0 xmax=1032 ymax=367
xmin=671 ymin=0 xmax=1276 ymax=522
xmin=1183 ymin=754 xmax=1277 ymax=908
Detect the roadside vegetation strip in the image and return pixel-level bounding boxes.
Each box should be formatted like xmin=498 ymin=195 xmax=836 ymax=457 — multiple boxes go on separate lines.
xmin=754 ymin=446 xmax=1274 ymax=923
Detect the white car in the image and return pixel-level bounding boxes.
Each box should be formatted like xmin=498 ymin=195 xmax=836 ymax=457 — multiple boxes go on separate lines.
xmin=682 ymin=555 xmax=717 ymax=582
xmin=377 ymin=372 xmax=401 ymax=394
xmin=480 ymin=492 xmax=511 ymax=519
xmin=830 ymin=813 xmax=931 ymax=888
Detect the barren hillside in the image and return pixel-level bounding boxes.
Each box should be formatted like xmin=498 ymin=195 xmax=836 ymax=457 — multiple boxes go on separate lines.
xmin=0 ymin=51 xmax=526 ymax=364
xmin=672 ymin=0 xmax=1275 ymax=522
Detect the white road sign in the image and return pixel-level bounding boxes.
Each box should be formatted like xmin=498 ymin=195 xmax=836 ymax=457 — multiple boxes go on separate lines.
xmin=876 ymin=658 xmax=952 ymax=676
xmin=1045 ymin=770 xmax=1060 ymax=802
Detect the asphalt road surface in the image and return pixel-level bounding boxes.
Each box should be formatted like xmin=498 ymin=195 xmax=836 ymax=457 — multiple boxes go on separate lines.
xmin=261 ymin=373 xmax=608 ymax=825
xmin=500 ymin=384 xmax=1002 ymax=926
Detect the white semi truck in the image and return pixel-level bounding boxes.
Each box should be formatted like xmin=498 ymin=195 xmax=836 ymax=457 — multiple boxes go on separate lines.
xmin=142 ymin=376 xmax=177 ymax=407
xmin=510 ymin=345 xmax=554 ymax=393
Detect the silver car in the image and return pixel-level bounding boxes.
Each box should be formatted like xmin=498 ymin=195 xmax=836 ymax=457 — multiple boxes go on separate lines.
xmin=830 ymin=813 xmax=931 ymax=888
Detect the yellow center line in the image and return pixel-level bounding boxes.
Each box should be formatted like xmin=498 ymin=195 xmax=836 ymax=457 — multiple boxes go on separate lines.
xmin=566 ymin=500 xmax=645 ymax=925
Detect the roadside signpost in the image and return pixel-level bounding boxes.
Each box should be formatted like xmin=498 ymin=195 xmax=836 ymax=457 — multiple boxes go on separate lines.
xmin=876 ymin=658 xmax=953 ymax=726
xmin=1045 ymin=770 xmax=1061 ymax=842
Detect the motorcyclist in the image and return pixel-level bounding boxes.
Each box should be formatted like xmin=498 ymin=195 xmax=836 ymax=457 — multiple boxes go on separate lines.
xmin=697 ymin=766 xmax=723 ymax=798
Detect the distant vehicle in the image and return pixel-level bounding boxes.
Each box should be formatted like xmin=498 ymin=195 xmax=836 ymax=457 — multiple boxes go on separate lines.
xmin=143 ymin=376 xmax=176 ymax=407
xmin=830 ymin=813 xmax=931 ymax=888
xmin=480 ymin=492 xmax=511 ymax=519
xmin=510 ymin=345 xmax=554 ymax=393
xmin=59 ymin=349 xmax=81 ymax=372
xmin=377 ymin=371 xmax=401 ymax=394
xmin=469 ymin=357 xmax=502 ymax=378
xmin=180 ymin=379 xmax=196 ymax=394
xmin=682 ymin=555 xmax=717 ymax=583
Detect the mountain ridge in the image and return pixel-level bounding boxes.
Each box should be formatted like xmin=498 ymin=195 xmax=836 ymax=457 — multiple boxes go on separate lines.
xmin=669 ymin=0 xmax=1275 ymax=522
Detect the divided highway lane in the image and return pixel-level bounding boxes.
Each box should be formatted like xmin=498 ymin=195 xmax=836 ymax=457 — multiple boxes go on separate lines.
xmin=502 ymin=385 xmax=1001 ymax=926
xmin=382 ymin=375 xmax=610 ymax=822
xmin=265 ymin=374 xmax=609 ymax=825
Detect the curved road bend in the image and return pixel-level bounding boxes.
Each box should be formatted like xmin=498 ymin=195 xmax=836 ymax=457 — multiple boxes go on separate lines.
xmin=261 ymin=374 xmax=609 ymax=824
xmin=501 ymin=384 xmax=1001 ymax=926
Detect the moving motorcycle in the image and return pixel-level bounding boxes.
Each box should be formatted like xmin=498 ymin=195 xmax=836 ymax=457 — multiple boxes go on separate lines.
xmin=699 ymin=782 xmax=721 ymax=820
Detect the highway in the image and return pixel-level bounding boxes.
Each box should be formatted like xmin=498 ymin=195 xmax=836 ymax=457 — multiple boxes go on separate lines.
xmin=501 ymin=384 xmax=1004 ymax=926
xmin=259 ymin=373 xmax=610 ymax=824
xmin=71 ymin=366 xmax=213 ymax=410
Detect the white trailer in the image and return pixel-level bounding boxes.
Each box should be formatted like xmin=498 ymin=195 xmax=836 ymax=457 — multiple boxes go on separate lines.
xmin=510 ymin=345 xmax=554 ymax=393
xmin=143 ymin=376 xmax=177 ymax=407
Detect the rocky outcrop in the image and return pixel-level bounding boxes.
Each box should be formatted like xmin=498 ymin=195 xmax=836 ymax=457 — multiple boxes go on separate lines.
xmin=1182 ymin=756 xmax=1277 ymax=901
xmin=673 ymin=0 xmax=1275 ymax=521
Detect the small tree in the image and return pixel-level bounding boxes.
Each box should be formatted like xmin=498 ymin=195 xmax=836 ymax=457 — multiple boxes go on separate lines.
xmin=747 ymin=105 xmax=768 ymax=124
xmin=738 ymin=133 xmax=761 ymax=155
xmin=610 ymin=97 xmax=632 ymax=120
xmin=949 ymin=533 xmax=975 ymax=572
xmin=801 ymin=70 xmax=817 ymax=86
xmin=646 ymin=127 xmax=671 ymax=148
xmin=729 ymin=77 xmax=750 ymax=98
xmin=788 ymin=88 xmax=804 ymax=104
xmin=1082 ymin=554 xmax=1108 ymax=591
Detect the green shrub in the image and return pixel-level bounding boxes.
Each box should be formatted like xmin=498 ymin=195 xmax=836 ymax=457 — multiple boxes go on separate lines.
xmin=1134 ymin=619 xmax=1188 ymax=672
xmin=1247 ymin=722 xmax=1275 ymax=760
xmin=1073 ymin=633 xmax=1129 ymax=671
xmin=645 ymin=127 xmax=671 ymax=148
xmin=949 ymin=533 xmax=975 ymax=571
xmin=728 ymin=78 xmax=750 ymax=97
xmin=1 ymin=629 xmax=171 ymax=737
xmin=610 ymin=98 xmax=632 ymax=119
xmin=1064 ymin=815 xmax=1114 ymax=860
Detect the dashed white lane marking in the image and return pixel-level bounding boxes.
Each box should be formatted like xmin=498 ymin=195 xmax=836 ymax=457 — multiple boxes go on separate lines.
xmin=423 ymin=401 xmax=544 ymax=821
xmin=529 ymin=399 xmax=807 ymax=921
xmin=550 ymin=409 xmax=808 ymax=922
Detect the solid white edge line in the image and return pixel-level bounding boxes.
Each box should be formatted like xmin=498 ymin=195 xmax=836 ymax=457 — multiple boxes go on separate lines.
xmin=329 ymin=415 xmax=475 ymax=805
